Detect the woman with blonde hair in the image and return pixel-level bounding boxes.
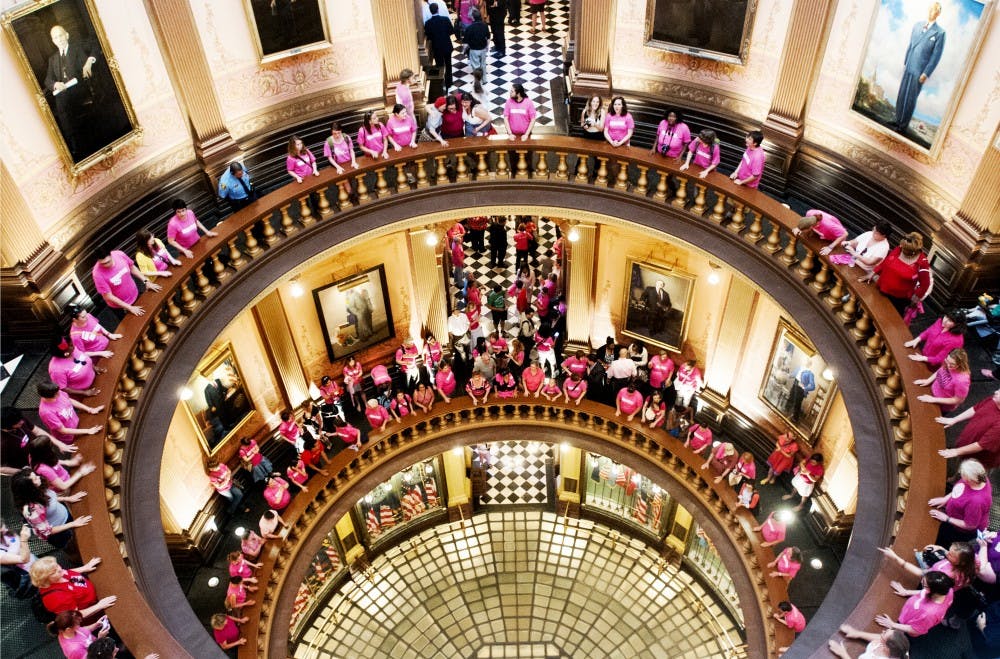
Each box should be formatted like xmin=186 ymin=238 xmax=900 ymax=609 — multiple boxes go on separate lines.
xmin=928 ymin=458 xmax=991 ymax=545
xmin=914 ymin=348 xmax=971 ymax=413
xmin=579 ymin=95 xmax=604 ymax=140
xmin=30 ymin=555 xmax=116 ymax=619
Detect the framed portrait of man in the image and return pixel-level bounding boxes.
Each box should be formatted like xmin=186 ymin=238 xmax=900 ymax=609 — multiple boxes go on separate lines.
xmin=313 ymin=265 xmax=395 ymax=362
xmin=2 ymin=0 xmax=140 ymax=175
xmin=621 ymin=260 xmax=695 ymax=353
xmin=851 ymin=0 xmax=993 ymax=155
xmin=644 ymin=0 xmax=757 ymax=64
xmin=182 ymin=342 xmax=255 ymax=456
xmin=759 ymin=320 xmax=837 ymax=442
xmin=242 ymin=0 xmax=331 ymax=63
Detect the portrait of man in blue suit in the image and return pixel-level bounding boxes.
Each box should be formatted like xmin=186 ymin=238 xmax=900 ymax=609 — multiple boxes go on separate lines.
xmin=893 ymin=2 xmax=946 ymax=133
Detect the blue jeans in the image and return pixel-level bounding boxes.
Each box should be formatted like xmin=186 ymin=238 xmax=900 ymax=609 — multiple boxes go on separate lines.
xmin=468 ymin=49 xmax=488 ymax=77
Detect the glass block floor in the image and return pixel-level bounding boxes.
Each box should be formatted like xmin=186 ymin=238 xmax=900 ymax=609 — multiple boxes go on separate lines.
xmin=294 ymin=511 xmax=743 ymax=659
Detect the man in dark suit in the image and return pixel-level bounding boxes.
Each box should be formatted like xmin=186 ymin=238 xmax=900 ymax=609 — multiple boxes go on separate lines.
xmin=642 ymin=280 xmax=672 ymax=335
xmin=893 ymin=2 xmax=945 ymax=134
xmin=424 ymin=4 xmax=455 ymax=92
xmin=44 ymin=24 xmax=130 ymax=162
xmin=485 ymin=0 xmax=507 ymax=56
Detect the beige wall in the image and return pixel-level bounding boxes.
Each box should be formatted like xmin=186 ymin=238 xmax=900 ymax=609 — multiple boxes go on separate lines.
xmin=188 ymin=0 xmax=383 ymax=137
xmin=160 ymin=310 xmax=283 ymax=531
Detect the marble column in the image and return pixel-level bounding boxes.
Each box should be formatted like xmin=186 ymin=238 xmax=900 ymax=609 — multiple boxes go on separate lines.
xmin=253 ymin=290 xmax=310 ymax=410
xmin=143 ymin=0 xmax=239 ymax=170
xmin=931 ymin=138 xmax=1000 ymax=303
xmin=700 ymin=276 xmax=757 ymax=416
xmin=1 ymin=161 xmax=80 ymax=332
xmin=763 ymin=0 xmax=838 ymax=154
xmin=371 ymin=0 xmax=424 ymax=108
xmin=570 ymin=0 xmax=617 ymax=98
xmin=564 ymin=223 xmax=597 ymax=350
xmin=407 ymin=228 xmax=449 ymax=345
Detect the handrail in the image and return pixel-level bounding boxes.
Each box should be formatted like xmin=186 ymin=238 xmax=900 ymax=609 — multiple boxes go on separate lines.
xmin=244 ymin=399 xmax=791 ymax=657
xmin=68 ymin=136 xmax=942 ymax=659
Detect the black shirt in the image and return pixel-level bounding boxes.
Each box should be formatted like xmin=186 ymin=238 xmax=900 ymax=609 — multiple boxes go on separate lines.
xmin=424 ymin=15 xmax=455 ymax=53
xmin=464 ymin=21 xmax=491 ymax=50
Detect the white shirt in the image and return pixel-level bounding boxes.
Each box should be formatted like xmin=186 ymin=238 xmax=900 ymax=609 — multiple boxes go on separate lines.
xmin=849 ymin=231 xmax=890 ymax=272
xmin=448 ymin=313 xmax=470 ymax=337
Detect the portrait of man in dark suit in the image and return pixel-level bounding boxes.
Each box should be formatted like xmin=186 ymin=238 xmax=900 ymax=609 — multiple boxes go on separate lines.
xmin=893 ymin=2 xmax=945 ymax=133
xmin=642 ymin=280 xmax=673 ymax=336
xmin=6 ymin=0 xmax=137 ymax=169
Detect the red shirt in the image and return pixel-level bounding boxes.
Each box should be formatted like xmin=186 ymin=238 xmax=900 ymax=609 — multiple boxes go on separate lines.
xmin=514 ymin=232 xmax=530 ymax=250
xmin=957 ymin=397 xmax=1000 ymax=468
xmin=874 ymin=248 xmax=930 ymax=300
xmin=40 ymin=571 xmax=97 ymax=614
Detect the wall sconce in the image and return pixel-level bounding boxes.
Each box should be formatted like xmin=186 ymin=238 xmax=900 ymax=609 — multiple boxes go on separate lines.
xmin=424 ymin=225 xmax=439 ymax=247
xmin=234 ymin=526 xmax=245 ymax=538
xmin=821 ymin=367 xmax=834 ymax=381
xmin=178 ymin=386 xmax=193 ymax=401
xmin=707 ymin=263 xmax=722 ymax=286
xmin=289 ymin=277 xmax=305 ymax=298
xmin=567 ymin=222 xmax=580 ymax=243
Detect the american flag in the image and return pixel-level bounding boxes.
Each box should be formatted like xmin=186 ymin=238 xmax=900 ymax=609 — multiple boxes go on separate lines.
xmin=290 ymin=582 xmax=311 ymax=627
xmin=401 ymin=491 xmax=419 ymax=521
xmin=424 ymin=479 xmax=439 ymax=508
xmin=380 ymin=504 xmax=396 ymax=529
xmin=651 ymin=493 xmax=663 ymax=528
xmin=323 ymin=540 xmax=340 ymax=572
xmin=599 ymin=461 xmax=610 ymax=481
xmin=634 ymin=495 xmax=647 ymax=524
xmin=615 ymin=465 xmax=628 ymax=487
xmin=367 ymin=507 xmax=380 ymax=536
xmin=410 ymin=486 xmax=426 ymax=514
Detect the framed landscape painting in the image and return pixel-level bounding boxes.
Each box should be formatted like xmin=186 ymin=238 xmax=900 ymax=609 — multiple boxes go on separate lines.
xmin=313 ymin=265 xmax=395 ymax=362
xmin=621 ymin=260 xmax=695 ymax=354
xmin=2 ymin=0 xmax=140 ymax=175
xmin=851 ymin=0 xmax=993 ymax=155
xmin=644 ymin=0 xmax=756 ymax=64
xmin=243 ymin=0 xmax=331 ymax=63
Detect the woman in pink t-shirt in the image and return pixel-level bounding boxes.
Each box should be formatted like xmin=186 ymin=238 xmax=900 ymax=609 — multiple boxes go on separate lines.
xmin=753 ymin=511 xmax=786 ymax=548
xmin=323 ymin=122 xmax=358 ymax=174
xmin=386 ymin=104 xmax=418 ymax=151
xmin=27 ymin=436 xmax=94 ymax=493
xmin=394 ymin=68 xmax=415 ymax=117
xmin=48 ymin=337 xmax=110 ymax=398
xmin=915 ymin=348 xmax=970 ymax=413
xmin=680 ymin=129 xmax=721 ymax=178
xmin=768 ymin=546 xmax=803 ymax=581
xmin=68 ymin=305 xmax=120 ymax=354
xmin=650 ymin=108 xmax=691 ymax=159
xmin=166 ymin=199 xmax=216 ymax=257
xmin=793 ymin=210 xmax=848 ymax=256
xmin=683 ymin=423 xmax=713 ymax=457
xmin=648 ymin=350 xmax=675 ymax=390
xmin=434 ymin=361 xmax=457 ymax=402
xmin=49 ymin=609 xmax=106 ymax=659
xmin=615 ymin=382 xmax=644 ymax=420
xmin=730 ymin=130 xmax=766 ymax=189
xmin=286 ymin=135 xmax=319 ymax=183
xmin=521 ymin=361 xmax=545 ymax=397
xmin=503 ymin=84 xmax=537 ymax=141
xmin=211 ymin=612 xmax=248 ymax=650
xmin=357 ymin=110 xmax=389 ymax=160
xmin=929 ymin=458 xmax=991 ymax=545
xmin=603 ymin=96 xmax=634 ymax=148
xmin=263 ymin=473 xmax=293 ymax=510
xmin=905 ymin=310 xmax=966 ymax=368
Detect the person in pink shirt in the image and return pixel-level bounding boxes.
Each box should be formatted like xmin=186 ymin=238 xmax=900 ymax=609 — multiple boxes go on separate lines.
xmin=648 ymin=350 xmax=675 ymax=391
xmin=774 ymin=601 xmax=806 ymax=633
xmin=27 ymin=436 xmax=94 ymax=493
xmin=603 ymin=96 xmax=634 ymax=148
xmin=36 ymin=381 xmax=102 ymax=444
xmin=394 ymin=68 xmax=415 ymax=117
xmin=278 ymin=411 xmax=304 ymax=452
xmin=334 ymin=418 xmax=362 ymax=452
xmin=768 ymin=546 xmax=803 ymax=581
xmin=915 ymin=348 xmax=970 ymax=413
xmin=674 ymin=360 xmax=704 ymax=407
xmin=561 ymin=351 xmax=590 ymax=378
xmin=793 ymin=209 xmax=848 ymax=256
xmin=730 ymin=130 xmax=765 ymax=189
xmin=357 ymin=110 xmax=389 ymax=160
xmin=503 ymin=83 xmax=537 ymax=141
xmin=211 ymin=612 xmax=249 ymax=650
xmin=263 ymin=473 xmax=294 ymax=509
xmin=49 ymin=609 xmax=106 ymax=659
xmin=386 ymin=104 xmax=418 ymax=151
xmin=650 ymin=108 xmax=691 ymax=159
xmin=641 ymin=391 xmax=667 ymax=429
xmin=753 ymin=510 xmax=787 ymax=547
xmin=435 ymin=361 xmax=457 ymax=402
xmin=615 ymin=381 xmax=644 ymax=420
xmin=683 ymin=423 xmax=713 ymax=457
xmin=390 ymin=390 xmax=414 ymax=419
xmin=67 ymin=305 xmax=120 ymax=354
xmin=929 ymin=458 xmax=991 ymax=545
xmin=48 ymin=337 xmax=110 ymax=398
xmin=905 ymin=310 xmax=966 ymax=368
xmin=225 ymin=575 xmax=257 ymax=612
xmin=413 ymin=382 xmax=436 ymax=413
xmin=521 ymin=361 xmax=545 ymax=397
xmin=91 ymin=245 xmax=160 ymax=318
xmin=166 ymin=199 xmax=216 ymax=258
xmin=228 ymin=550 xmax=259 ymax=580
xmin=365 ymin=399 xmax=393 ymax=432
xmin=540 ymin=377 xmax=562 ymax=401
xmin=680 ymin=129 xmax=721 ymax=178
xmin=342 ymin=356 xmax=365 ymax=410
xmin=562 ymin=373 xmax=587 ymax=405
xmin=286 ymin=135 xmax=319 ymax=183
xmin=323 ymin=121 xmax=358 ymax=174
xmin=875 ymin=571 xmax=954 ymax=636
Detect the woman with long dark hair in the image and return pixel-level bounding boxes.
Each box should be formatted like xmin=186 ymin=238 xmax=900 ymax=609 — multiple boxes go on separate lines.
xmin=11 ymin=468 xmax=91 ymax=551
xmin=603 ymin=96 xmax=634 ymax=148
xmin=27 ymin=435 xmax=94 ymax=493
xmin=358 ymin=110 xmax=389 ymax=160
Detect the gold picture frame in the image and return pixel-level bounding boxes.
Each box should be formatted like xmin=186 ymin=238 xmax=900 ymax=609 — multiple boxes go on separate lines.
xmin=850 ymin=0 xmax=994 ymax=157
xmin=2 ymin=0 xmax=141 ymax=176
xmin=621 ymin=259 xmax=695 ymax=354
xmin=181 ymin=342 xmax=256 ymax=456
xmin=643 ymin=0 xmax=757 ymax=65
xmin=242 ymin=0 xmax=332 ymax=64
xmin=758 ymin=319 xmax=837 ymax=444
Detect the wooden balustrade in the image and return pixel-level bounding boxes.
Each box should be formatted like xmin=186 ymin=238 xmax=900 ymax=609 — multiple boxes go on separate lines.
xmin=68 ymin=137 xmax=941 ymax=659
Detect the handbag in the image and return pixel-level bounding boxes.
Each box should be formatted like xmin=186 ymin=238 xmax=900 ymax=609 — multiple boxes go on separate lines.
xmin=902 ymin=301 xmax=923 ymax=326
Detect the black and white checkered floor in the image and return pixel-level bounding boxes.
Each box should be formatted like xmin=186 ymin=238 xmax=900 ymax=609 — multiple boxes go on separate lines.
xmin=481 ymin=441 xmax=552 ymax=505
xmin=451 ymin=0 xmax=569 ymax=128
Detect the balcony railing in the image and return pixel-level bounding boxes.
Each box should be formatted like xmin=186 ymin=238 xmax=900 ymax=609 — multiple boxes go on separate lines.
xmin=69 ymin=137 xmax=942 ymax=658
